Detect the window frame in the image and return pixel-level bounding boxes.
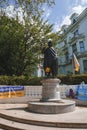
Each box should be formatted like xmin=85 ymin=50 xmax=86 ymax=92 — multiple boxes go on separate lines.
xmin=79 ymin=41 xmax=85 ymax=53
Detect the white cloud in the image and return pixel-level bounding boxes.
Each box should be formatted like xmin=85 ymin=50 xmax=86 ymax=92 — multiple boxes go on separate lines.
xmin=74 ymin=0 xmax=87 ymax=5
xmin=62 ymin=5 xmax=85 ymax=25
xmin=53 ymin=5 xmax=86 ymax=32
xmin=43 ymin=7 xmax=52 ymax=21
xmin=5 ymin=5 xmax=16 ymax=18
xmin=81 ymin=0 xmax=87 ymax=4
xmin=72 ymin=5 xmax=85 ymax=14
xmin=61 ymin=15 xmax=71 ymax=26
xmin=53 ymin=22 xmax=60 ymax=32
xmin=53 ymin=15 xmax=71 ymax=32
xmin=5 ymin=5 xmax=27 ymax=24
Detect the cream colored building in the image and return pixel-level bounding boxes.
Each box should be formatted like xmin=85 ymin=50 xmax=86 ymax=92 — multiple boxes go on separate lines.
xmin=58 ymin=8 xmax=87 ymax=74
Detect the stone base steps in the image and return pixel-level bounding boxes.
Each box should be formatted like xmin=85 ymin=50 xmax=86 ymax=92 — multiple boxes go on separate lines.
xmin=0 ymin=112 xmax=87 ymax=129
xmin=0 ymin=103 xmax=87 ymax=129
xmin=0 ymin=118 xmax=28 ymax=130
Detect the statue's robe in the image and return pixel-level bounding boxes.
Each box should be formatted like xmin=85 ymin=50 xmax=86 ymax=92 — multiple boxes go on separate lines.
xmin=43 ymin=46 xmax=58 ymax=77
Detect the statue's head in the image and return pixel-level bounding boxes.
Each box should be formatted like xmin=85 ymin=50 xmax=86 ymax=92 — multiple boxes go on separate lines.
xmin=48 ymin=39 xmax=52 ymax=47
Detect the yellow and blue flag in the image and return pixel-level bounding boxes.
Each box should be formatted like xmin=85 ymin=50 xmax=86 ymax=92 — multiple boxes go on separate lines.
xmin=72 ymin=53 xmax=80 ymax=72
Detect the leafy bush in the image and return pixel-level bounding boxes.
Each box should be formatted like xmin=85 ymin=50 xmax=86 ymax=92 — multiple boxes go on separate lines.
xmin=58 ymin=74 xmax=87 ymax=85
xmin=0 ymin=74 xmax=87 ymax=85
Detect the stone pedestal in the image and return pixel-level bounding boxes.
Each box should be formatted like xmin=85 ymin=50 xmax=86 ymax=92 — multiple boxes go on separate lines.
xmin=41 ymin=78 xmax=61 ymax=101
xmin=28 ymin=78 xmax=75 ymax=114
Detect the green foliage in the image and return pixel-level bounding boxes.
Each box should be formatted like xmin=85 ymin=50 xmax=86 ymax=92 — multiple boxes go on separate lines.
xmin=71 ymin=74 xmax=87 ymax=85
xmin=0 ymin=15 xmax=25 ymax=75
xmin=0 ymin=0 xmax=61 ymax=76
xmin=0 ymin=74 xmax=87 ymax=85
xmin=26 ymin=77 xmax=43 ymax=85
xmin=0 ymin=76 xmax=10 ymax=85
xmin=58 ymin=74 xmax=87 ymax=85
xmin=0 ymin=75 xmax=42 ymax=85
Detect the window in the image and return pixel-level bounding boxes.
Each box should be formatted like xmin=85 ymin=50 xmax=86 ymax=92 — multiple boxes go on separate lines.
xmin=74 ymin=30 xmax=78 ymax=37
xmin=69 ymin=37 xmax=71 ymax=40
xmin=79 ymin=41 xmax=85 ymax=52
xmin=72 ymin=43 xmax=77 ymax=54
xmin=65 ymin=51 xmax=69 ymax=62
xmin=83 ymin=60 xmax=87 ymax=72
xmin=41 ymin=70 xmax=44 ymax=76
xmin=64 ymin=40 xmax=67 ymax=44
xmin=73 ymin=19 xmax=76 ymax=24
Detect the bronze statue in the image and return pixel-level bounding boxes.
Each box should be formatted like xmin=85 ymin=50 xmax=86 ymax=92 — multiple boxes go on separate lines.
xmin=42 ymin=39 xmax=58 ymax=78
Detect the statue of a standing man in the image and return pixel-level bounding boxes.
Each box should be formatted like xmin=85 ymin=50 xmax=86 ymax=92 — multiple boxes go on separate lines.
xmin=42 ymin=39 xmax=58 ymax=78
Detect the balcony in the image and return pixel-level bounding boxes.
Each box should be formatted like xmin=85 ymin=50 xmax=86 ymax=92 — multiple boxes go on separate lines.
xmin=68 ymin=33 xmax=85 ymax=44
xmin=77 ymin=51 xmax=87 ymax=58
xmin=62 ymin=44 xmax=69 ymax=52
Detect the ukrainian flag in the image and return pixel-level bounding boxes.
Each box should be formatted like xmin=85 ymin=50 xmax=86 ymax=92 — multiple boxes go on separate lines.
xmin=72 ymin=53 xmax=80 ymax=72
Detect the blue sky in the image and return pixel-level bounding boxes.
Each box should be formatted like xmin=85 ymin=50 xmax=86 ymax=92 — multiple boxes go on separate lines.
xmin=4 ymin=0 xmax=87 ymax=32
xmin=43 ymin=0 xmax=87 ymax=32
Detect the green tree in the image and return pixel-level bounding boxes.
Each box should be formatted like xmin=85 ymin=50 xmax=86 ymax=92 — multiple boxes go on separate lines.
xmin=0 ymin=15 xmax=57 ymax=76
xmin=0 ymin=15 xmax=25 ymax=75
xmin=0 ymin=0 xmax=61 ymax=76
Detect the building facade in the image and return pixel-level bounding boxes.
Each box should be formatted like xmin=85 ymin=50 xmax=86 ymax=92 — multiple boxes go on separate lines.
xmin=58 ymin=8 xmax=87 ymax=75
